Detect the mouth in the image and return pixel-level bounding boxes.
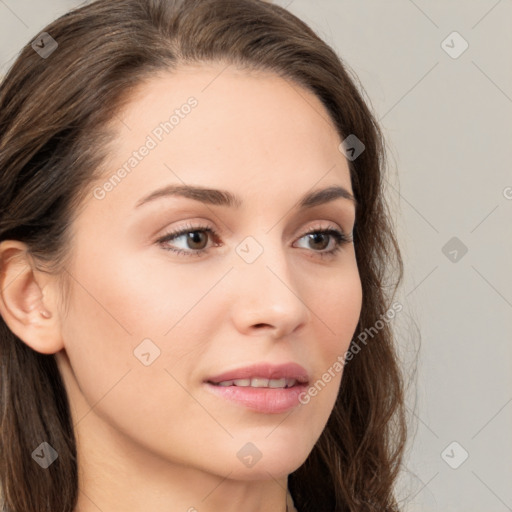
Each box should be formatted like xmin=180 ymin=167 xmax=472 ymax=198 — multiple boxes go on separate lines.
xmin=209 ymin=377 xmax=300 ymax=388
xmin=203 ymin=363 xmax=310 ymax=414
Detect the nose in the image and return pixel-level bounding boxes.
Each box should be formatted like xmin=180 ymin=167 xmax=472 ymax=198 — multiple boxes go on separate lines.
xmin=229 ymin=239 xmax=311 ymax=339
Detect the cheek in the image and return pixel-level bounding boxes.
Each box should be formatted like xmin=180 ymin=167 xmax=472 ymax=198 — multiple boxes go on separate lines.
xmin=58 ymin=252 xmax=222 ymax=452
xmin=60 ymin=250 xmax=227 ymax=392
xmin=66 ymin=246 xmax=224 ymax=336
xmin=311 ymin=265 xmax=363 ymax=356
xmin=294 ymin=265 xmax=362 ymax=422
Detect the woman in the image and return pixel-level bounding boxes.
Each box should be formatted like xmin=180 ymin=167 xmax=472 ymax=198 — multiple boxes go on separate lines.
xmin=0 ymin=1 xmax=407 ymax=510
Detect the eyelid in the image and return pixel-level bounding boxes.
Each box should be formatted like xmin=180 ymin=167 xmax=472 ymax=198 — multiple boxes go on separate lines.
xmin=300 ymin=221 xmax=352 ymax=239
xmin=156 ymin=220 xmax=352 ymax=257
xmin=155 ymin=221 xmax=221 ymax=257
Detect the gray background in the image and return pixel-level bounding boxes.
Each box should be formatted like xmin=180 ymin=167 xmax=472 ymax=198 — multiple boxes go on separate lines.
xmin=1 ymin=1 xmax=511 ymax=510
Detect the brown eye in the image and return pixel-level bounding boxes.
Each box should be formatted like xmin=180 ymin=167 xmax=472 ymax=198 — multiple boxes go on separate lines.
xmin=184 ymin=231 xmax=209 ymax=250
xmin=305 ymin=232 xmax=331 ymax=251
xmin=157 ymin=225 xmax=219 ymax=256
xmin=294 ymin=228 xmax=351 ymax=258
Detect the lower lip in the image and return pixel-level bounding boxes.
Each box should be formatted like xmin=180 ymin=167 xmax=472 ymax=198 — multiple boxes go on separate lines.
xmin=204 ymin=382 xmax=308 ymax=414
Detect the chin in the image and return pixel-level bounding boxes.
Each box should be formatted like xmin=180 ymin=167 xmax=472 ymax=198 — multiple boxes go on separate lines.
xmin=223 ymin=444 xmax=311 ymax=481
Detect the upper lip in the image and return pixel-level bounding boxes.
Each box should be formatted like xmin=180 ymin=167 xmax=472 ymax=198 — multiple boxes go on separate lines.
xmin=206 ymin=363 xmax=309 ymax=384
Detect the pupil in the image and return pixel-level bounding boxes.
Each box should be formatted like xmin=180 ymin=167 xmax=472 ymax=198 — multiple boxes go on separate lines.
xmin=310 ymin=233 xmax=328 ymax=250
xmin=188 ymin=232 xmax=206 ymax=249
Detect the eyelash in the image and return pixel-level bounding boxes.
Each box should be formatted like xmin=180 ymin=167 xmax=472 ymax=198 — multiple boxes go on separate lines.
xmin=156 ymin=222 xmax=353 ymax=260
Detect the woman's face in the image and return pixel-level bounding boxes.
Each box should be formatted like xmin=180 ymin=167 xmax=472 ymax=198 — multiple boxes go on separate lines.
xmin=55 ymin=64 xmax=362 ymax=481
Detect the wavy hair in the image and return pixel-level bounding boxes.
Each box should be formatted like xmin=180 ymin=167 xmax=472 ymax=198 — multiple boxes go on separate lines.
xmin=0 ymin=1 xmax=407 ymax=510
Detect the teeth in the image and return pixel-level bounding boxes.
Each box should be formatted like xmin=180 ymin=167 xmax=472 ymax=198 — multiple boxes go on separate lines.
xmin=268 ymin=378 xmax=286 ymax=388
xmin=215 ymin=377 xmax=298 ymax=388
xmin=250 ymin=378 xmax=269 ymax=388
xmin=285 ymin=378 xmax=297 ymax=388
xmin=232 ymin=379 xmax=251 ymax=387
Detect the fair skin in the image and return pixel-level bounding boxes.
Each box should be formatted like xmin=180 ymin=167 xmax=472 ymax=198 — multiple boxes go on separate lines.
xmin=0 ymin=64 xmax=362 ymax=512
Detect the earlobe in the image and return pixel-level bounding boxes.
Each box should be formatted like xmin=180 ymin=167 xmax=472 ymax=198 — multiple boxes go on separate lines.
xmin=0 ymin=240 xmax=63 ymax=354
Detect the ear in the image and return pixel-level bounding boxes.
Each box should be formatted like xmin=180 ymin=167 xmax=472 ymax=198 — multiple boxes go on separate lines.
xmin=0 ymin=240 xmax=64 ymax=354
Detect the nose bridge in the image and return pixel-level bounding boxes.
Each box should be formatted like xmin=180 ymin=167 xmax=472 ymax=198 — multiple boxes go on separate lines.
xmin=230 ymin=232 xmax=309 ymax=335
xmin=237 ymin=232 xmax=293 ymax=290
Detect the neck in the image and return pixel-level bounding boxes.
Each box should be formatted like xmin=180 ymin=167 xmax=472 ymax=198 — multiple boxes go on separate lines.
xmin=72 ymin=410 xmax=290 ymax=512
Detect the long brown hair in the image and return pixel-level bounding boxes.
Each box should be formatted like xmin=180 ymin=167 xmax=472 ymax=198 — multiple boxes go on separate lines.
xmin=0 ymin=1 xmax=407 ymax=510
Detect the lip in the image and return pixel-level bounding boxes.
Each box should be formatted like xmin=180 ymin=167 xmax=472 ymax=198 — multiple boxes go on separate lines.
xmin=203 ymin=363 xmax=310 ymax=414
xmin=206 ymin=362 xmax=310 ymax=384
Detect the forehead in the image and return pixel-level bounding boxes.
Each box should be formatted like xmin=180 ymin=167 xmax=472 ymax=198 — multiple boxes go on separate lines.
xmin=90 ymin=63 xmax=352 ymax=213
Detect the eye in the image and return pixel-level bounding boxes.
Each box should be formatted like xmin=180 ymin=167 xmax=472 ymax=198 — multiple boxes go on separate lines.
xmin=156 ymin=223 xmax=220 ymax=257
xmin=156 ymin=223 xmax=352 ymax=258
xmin=294 ymin=227 xmax=352 ymax=258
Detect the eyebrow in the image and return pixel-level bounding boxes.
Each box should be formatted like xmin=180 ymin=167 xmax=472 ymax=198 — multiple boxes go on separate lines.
xmin=135 ymin=184 xmax=357 ymax=210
